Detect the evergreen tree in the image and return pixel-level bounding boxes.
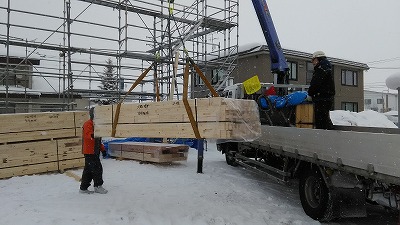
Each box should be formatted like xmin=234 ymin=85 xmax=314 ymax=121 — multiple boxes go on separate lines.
xmin=99 ymin=58 xmax=118 ymax=91
xmin=96 ymin=58 xmax=118 ymax=105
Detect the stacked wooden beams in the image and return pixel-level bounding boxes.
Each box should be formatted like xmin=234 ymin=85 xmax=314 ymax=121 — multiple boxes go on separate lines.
xmin=108 ymin=142 xmax=189 ymax=163
xmin=0 ymin=111 xmax=87 ymax=179
xmin=94 ymin=97 xmax=261 ymax=140
xmin=295 ymin=103 xmax=314 ymax=128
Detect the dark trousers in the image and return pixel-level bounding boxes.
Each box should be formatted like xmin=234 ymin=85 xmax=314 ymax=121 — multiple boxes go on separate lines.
xmin=314 ymin=100 xmax=334 ymax=130
xmin=80 ymin=154 xmax=104 ymax=190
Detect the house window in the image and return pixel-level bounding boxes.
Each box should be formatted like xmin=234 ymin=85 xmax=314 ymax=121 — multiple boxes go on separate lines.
xmin=211 ymin=69 xmax=226 ymax=85
xmin=287 ymin=61 xmax=297 ymax=80
xmin=364 ymin=99 xmax=371 ymax=105
xmin=306 ymin=62 xmax=313 ymax=84
xmin=341 ymin=70 xmax=358 ymax=86
xmin=377 ymin=99 xmax=384 ymax=104
xmin=341 ymin=102 xmax=358 ymax=112
xmin=194 ymin=73 xmax=204 ymax=87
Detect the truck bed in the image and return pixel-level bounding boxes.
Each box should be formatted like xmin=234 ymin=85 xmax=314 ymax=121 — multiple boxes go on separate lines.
xmin=252 ymin=125 xmax=400 ymax=184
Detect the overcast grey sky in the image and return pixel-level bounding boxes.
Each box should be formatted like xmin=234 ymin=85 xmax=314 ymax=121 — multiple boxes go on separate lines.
xmin=239 ymin=0 xmax=400 ymax=92
xmin=1 ymin=0 xmax=399 ymax=92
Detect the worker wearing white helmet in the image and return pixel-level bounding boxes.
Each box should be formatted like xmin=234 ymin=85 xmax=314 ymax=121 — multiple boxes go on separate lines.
xmin=307 ymin=51 xmax=335 ymax=130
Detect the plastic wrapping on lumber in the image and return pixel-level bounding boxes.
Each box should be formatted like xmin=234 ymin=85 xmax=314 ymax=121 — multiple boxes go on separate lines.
xmin=93 ymin=97 xmax=262 ymax=141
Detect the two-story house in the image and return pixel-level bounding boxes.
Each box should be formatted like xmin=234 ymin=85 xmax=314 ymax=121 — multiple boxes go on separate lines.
xmin=193 ymin=44 xmax=369 ymax=112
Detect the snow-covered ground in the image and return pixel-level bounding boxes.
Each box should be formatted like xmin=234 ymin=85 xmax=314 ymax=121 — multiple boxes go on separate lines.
xmin=0 ymin=110 xmax=399 ymax=225
xmin=0 ymin=143 xmax=321 ymax=225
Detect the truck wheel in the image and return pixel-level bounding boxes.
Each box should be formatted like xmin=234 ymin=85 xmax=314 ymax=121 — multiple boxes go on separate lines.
xmin=299 ymin=169 xmax=334 ymax=222
xmin=225 ymin=150 xmax=238 ymax=167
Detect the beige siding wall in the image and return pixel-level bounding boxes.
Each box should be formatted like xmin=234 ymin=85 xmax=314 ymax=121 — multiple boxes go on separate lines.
xmin=233 ymin=54 xmax=273 ymax=83
xmin=333 ymin=66 xmax=364 ymax=111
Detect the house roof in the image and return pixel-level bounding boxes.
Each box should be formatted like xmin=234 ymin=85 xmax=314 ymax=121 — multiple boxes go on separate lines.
xmin=239 ymin=44 xmax=369 ymax=70
xmin=0 ymin=56 xmax=40 ymax=65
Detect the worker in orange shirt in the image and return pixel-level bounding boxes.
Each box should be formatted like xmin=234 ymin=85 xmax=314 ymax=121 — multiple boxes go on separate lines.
xmin=79 ymin=107 xmax=108 ymax=194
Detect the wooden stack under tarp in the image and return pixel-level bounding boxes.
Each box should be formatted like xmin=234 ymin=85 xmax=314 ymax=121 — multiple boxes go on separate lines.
xmin=108 ymin=142 xmax=189 ymax=163
xmin=295 ymin=103 xmax=314 ymax=128
xmin=0 ymin=111 xmax=87 ymax=179
xmin=94 ymin=97 xmax=261 ymax=140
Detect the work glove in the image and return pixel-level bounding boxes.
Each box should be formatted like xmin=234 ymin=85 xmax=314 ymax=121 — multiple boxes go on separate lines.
xmin=102 ymin=150 xmax=108 ymax=159
xmin=305 ymin=95 xmax=312 ymax=102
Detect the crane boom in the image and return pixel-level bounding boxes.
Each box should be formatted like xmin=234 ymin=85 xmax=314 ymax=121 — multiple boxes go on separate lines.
xmin=251 ymin=0 xmax=289 ymax=84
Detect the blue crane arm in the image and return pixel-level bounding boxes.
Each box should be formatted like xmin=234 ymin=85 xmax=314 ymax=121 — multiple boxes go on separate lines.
xmin=251 ymin=0 xmax=289 ymax=84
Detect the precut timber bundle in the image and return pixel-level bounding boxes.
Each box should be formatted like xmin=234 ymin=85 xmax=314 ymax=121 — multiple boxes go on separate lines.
xmin=0 ymin=111 xmax=87 ymax=179
xmin=108 ymin=142 xmax=189 ymax=163
xmin=94 ymin=97 xmax=262 ymax=140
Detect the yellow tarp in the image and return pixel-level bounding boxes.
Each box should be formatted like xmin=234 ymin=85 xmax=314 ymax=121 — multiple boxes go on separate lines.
xmin=243 ymin=75 xmax=261 ymax=95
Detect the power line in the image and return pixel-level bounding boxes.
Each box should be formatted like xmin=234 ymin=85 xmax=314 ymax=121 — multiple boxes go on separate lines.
xmin=369 ymin=66 xmax=400 ymax=69
xmin=367 ymin=57 xmax=400 ymax=65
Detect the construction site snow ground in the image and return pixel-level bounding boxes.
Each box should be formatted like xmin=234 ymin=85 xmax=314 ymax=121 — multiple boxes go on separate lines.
xmin=0 ymin=140 xmax=398 ymax=225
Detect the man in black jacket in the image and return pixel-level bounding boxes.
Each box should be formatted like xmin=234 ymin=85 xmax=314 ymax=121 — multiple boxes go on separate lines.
xmin=308 ymin=51 xmax=335 ymax=129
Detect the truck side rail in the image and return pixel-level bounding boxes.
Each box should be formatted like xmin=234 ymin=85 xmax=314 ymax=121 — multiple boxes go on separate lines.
xmin=253 ymin=126 xmax=400 ymax=185
xmin=334 ymin=125 xmax=400 ymax=135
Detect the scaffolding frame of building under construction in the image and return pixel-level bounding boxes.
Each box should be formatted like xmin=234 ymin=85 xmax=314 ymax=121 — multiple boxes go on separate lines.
xmin=0 ymin=0 xmax=238 ymax=112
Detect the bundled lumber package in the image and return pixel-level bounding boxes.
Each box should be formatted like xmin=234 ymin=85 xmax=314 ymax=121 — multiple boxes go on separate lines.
xmin=108 ymin=142 xmax=189 ymax=163
xmin=0 ymin=111 xmax=87 ymax=143
xmin=94 ymin=97 xmax=261 ymax=140
xmin=0 ymin=111 xmax=87 ymax=179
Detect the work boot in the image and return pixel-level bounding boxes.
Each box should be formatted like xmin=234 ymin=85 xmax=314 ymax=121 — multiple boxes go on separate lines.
xmin=79 ymin=189 xmax=94 ymax=194
xmin=94 ymin=185 xmax=108 ymax=194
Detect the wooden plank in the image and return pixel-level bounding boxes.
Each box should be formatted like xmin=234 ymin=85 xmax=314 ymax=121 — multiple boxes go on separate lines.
xmin=96 ymin=121 xmax=261 ymax=139
xmin=0 ymin=111 xmax=76 ymax=134
xmin=117 ymin=142 xmax=189 ymax=156
xmin=109 ymin=141 xmax=190 ymax=162
xmin=56 ymin=137 xmax=83 ymax=161
xmin=0 ymin=128 xmax=76 ymax=144
xmin=119 ymin=151 xmax=187 ymax=163
xmin=120 ymin=151 xmax=152 ymax=161
xmin=108 ymin=143 xmax=122 ymax=158
xmin=296 ymin=124 xmax=314 ymax=129
xmin=0 ymin=162 xmax=58 ymax=179
xmin=95 ymin=122 xmax=230 ymax=139
xmin=0 ymin=140 xmax=57 ymax=169
xmin=296 ymin=103 xmax=314 ymax=125
xmin=94 ymin=97 xmax=260 ymax=124
xmin=59 ymin=158 xmax=85 ymax=171
xmin=155 ymin=153 xmax=188 ymax=163
xmin=94 ymin=98 xmax=261 ymax=140
xmin=74 ymin=111 xmax=88 ymax=129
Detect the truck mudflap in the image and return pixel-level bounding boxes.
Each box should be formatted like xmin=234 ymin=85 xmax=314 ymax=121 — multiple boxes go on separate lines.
xmin=331 ymin=188 xmax=367 ymax=218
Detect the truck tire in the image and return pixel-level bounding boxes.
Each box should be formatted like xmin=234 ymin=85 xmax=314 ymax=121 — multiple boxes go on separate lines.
xmin=299 ymin=169 xmax=334 ymax=222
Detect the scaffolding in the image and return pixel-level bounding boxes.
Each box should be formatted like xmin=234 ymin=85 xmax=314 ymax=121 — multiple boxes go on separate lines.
xmin=0 ymin=0 xmax=238 ymax=112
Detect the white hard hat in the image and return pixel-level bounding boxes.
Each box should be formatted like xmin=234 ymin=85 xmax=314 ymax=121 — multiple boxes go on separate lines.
xmin=312 ymin=51 xmax=326 ymax=59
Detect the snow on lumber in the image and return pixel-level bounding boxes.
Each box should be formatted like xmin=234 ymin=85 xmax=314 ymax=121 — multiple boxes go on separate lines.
xmin=94 ymin=97 xmax=261 ymax=140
